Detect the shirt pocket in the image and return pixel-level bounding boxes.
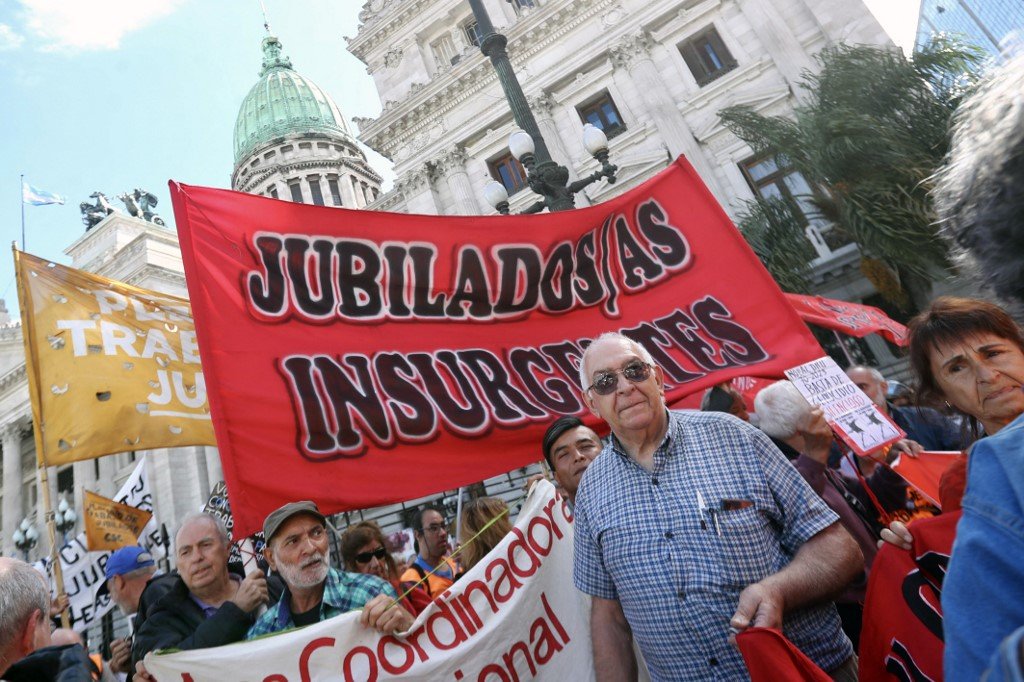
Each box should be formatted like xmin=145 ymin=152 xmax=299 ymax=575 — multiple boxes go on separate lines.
xmin=712 ymin=506 xmax=778 ymax=589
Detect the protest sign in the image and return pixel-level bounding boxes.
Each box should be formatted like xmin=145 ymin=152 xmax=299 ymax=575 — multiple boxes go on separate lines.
xmin=45 ymin=458 xmax=168 ymax=631
xmin=146 ymin=480 xmax=594 ymax=681
xmin=785 ymin=356 xmax=904 ymax=456
xmin=784 ymin=294 xmax=909 ymax=346
xmin=203 ymin=481 xmax=267 ymax=574
xmin=170 ymin=158 xmax=823 ymax=536
xmin=14 ymin=250 xmax=216 ymax=466
xmin=83 ymin=489 xmax=153 ymax=552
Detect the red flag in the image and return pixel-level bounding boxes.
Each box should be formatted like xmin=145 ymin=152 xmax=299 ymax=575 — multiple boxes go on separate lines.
xmin=890 ymin=450 xmax=964 ymax=508
xmin=736 ymin=627 xmax=832 ymax=682
xmin=785 ymin=294 xmax=909 ymax=346
xmin=859 ymin=512 xmax=959 ymax=681
xmin=169 ymin=158 xmax=824 ymax=537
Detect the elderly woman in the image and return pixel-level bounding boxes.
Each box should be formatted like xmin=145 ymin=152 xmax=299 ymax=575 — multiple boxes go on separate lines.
xmin=340 ymin=521 xmax=432 ymax=616
xmin=886 ymin=296 xmax=1024 ymax=680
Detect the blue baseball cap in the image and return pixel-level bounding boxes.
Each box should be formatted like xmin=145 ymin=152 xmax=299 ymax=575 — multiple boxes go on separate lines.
xmin=96 ymin=546 xmax=155 ymax=597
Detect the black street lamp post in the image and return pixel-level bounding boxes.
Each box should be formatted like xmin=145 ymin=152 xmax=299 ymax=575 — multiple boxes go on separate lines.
xmin=468 ymin=0 xmax=617 ymax=213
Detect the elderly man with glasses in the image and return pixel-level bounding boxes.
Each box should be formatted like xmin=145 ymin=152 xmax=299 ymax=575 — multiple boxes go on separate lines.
xmin=399 ymin=505 xmax=459 ymax=599
xmin=572 ymin=332 xmax=863 ymax=681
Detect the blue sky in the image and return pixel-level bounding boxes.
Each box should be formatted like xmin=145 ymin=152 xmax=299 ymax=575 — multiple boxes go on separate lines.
xmin=0 ymin=0 xmax=919 ymax=318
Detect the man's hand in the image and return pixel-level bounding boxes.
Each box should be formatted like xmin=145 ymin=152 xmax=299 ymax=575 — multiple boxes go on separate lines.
xmin=523 ymin=473 xmax=547 ymax=494
xmin=798 ymin=408 xmax=834 ymax=464
xmin=135 ymin=660 xmax=157 ymax=682
xmin=360 ymin=594 xmax=414 ymax=635
xmin=730 ymin=581 xmax=785 ymax=637
xmin=878 ymin=520 xmax=913 ymax=551
xmin=109 ymin=638 xmax=131 ymax=674
xmin=49 ymin=593 xmax=70 ymax=618
xmin=230 ymin=571 xmax=269 ymax=613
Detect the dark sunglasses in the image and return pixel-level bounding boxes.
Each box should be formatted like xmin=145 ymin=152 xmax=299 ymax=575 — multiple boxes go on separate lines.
xmin=588 ymin=360 xmax=652 ymax=396
xmin=354 ymin=547 xmax=387 ymax=564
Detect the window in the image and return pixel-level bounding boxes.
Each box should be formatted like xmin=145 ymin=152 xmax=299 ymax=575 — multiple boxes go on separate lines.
xmin=510 ymin=0 xmax=536 ymax=13
xmin=431 ymin=33 xmax=458 ymax=68
xmin=576 ymin=91 xmax=626 ymax=139
xmin=489 ymin=152 xmax=528 ymax=194
xmin=741 ymin=155 xmax=853 ymax=257
xmin=462 ymin=19 xmax=482 ymax=47
xmin=289 ymin=182 xmax=303 ymax=203
xmin=328 ymin=176 xmax=343 ymax=206
xmin=679 ymin=27 xmax=737 ymax=86
xmin=308 ymin=176 xmax=325 ymax=206
xmin=56 ymin=466 xmax=73 ymax=497
xmin=268 ymin=185 xmax=279 ymax=199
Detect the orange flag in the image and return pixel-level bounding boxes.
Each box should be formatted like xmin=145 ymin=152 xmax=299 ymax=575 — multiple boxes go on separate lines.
xmin=83 ymin=490 xmax=153 ymax=551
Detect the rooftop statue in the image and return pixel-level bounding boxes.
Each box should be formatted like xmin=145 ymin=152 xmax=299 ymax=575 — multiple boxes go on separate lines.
xmin=118 ymin=188 xmax=166 ymax=226
xmin=80 ymin=192 xmax=117 ymax=231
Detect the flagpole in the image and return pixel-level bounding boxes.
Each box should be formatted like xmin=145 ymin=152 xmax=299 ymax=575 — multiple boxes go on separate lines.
xmin=38 ymin=463 xmax=71 ymax=628
xmin=20 ymin=174 xmax=25 ymax=250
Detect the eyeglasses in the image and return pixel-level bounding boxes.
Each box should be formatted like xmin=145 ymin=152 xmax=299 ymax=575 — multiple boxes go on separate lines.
xmin=354 ymin=547 xmax=387 ymax=564
xmin=587 ymin=360 xmax=652 ymax=396
xmin=421 ymin=523 xmax=447 ymax=534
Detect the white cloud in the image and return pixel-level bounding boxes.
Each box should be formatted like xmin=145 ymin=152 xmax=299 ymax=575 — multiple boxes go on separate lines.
xmin=19 ymin=0 xmax=188 ymax=51
xmin=0 ymin=23 xmax=25 ymax=50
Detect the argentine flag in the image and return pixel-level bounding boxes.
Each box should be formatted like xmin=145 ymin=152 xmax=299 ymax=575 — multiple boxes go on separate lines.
xmin=22 ymin=181 xmax=65 ymax=206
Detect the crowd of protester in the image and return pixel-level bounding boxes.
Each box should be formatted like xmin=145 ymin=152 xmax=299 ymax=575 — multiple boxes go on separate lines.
xmin=2 ymin=50 xmax=1023 ymax=682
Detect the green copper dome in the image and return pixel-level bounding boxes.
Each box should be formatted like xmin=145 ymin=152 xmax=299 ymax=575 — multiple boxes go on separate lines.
xmin=233 ymin=35 xmax=354 ymax=165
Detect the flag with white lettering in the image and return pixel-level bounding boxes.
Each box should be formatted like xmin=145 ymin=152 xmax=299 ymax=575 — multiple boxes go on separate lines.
xmin=14 ymin=249 xmax=215 ymax=465
xmin=169 ymin=158 xmax=823 ymax=537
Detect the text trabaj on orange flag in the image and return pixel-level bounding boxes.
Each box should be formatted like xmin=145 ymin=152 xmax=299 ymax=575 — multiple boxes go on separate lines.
xmin=83 ymin=490 xmax=153 ymax=551
xmin=14 ymin=249 xmax=217 ymax=466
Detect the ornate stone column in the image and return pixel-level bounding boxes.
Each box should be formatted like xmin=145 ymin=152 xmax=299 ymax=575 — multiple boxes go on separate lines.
xmin=395 ymin=165 xmax=441 ymax=215
xmin=2 ymin=421 xmax=24 ymax=557
xmin=436 ymin=146 xmax=480 ymax=215
xmin=731 ymin=0 xmax=814 ymax=94
xmin=527 ymin=92 xmax=592 ymax=207
xmin=610 ymin=31 xmax=718 ymax=184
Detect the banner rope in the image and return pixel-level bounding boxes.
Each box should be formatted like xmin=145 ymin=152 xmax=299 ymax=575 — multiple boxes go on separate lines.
xmin=382 ymin=490 xmax=528 ymax=612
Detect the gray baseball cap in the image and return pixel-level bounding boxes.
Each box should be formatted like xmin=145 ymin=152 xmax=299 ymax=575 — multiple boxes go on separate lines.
xmin=263 ymin=501 xmax=326 ymax=543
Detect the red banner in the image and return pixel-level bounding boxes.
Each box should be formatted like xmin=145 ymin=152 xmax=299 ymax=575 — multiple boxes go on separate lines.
xmin=890 ymin=450 xmax=963 ymax=508
xmin=170 ymin=158 xmax=823 ymax=537
xmin=785 ymin=294 xmax=908 ymax=346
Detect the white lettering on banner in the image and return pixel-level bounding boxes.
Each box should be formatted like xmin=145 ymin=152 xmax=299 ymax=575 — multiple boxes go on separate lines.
xmin=145 ymin=481 xmax=595 ymax=681
xmin=47 ymin=458 xmax=168 ymax=631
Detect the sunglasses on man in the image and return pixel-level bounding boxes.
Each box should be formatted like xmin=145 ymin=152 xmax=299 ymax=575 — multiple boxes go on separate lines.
xmin=354 ymin=547 xmax=388 ymax=564
xmin=587 ymin=360 xmax=653 ymax=396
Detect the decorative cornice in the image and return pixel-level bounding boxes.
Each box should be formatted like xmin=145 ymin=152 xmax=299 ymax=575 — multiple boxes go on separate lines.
xmin=0 ymin=363 xmax=26 ymax=393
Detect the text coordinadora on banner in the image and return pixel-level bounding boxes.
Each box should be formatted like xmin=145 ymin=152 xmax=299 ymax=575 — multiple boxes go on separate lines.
xmin=146 ymin=481 xmax=594 ymax=681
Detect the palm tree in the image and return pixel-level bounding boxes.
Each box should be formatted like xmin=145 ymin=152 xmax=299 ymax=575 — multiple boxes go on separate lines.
xmin=720 ymin=36 xmax=982 ymax=310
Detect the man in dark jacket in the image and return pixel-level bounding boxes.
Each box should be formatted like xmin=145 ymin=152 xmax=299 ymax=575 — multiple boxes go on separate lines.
xmin=131 ymin=513 xmax=268 ymax=679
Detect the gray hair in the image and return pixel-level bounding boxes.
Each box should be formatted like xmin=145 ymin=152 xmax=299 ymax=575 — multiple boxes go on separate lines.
xmin=0 ymin=558 xmax=49 ymax=656
xmin=934 ymin=54 xmax=1024 ymax=306
xmin=175 ymin=512 xmax=230 ymax=547
xmin=578 ymin=332 xmax=656 ymax=391
xmin=846 ymin=365 xmax=885 ymax=383
xmin=753 ymin=380 xmax=812 ymax=440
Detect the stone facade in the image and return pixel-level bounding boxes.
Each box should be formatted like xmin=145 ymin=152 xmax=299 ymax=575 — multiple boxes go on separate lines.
xmin=347 ymin=0 xmax=928 ymax=376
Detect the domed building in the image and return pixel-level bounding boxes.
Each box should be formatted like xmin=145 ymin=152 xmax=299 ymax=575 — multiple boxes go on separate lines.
xmin=231 ymin=34 xmax=382 ymax=208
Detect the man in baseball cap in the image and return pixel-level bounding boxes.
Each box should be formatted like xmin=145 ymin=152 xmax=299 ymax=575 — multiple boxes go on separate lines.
xmin=247 ymin=501 xmax=414 ymax=638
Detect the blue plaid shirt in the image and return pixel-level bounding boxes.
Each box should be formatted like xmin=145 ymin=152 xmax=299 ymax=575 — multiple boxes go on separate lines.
xmin=247 ymin=567 xmax=395 ymax=638
xmin=573 ymin=410 xmax=852 ymax=681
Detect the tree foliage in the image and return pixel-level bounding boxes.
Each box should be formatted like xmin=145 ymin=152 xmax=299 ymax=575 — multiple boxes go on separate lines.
xmin=721 ymin=36 xmax=982 ymax=306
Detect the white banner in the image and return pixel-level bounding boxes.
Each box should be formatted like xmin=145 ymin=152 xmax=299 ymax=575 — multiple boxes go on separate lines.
xmin=146 ymin=480 xmax=593 ymax=681
xmin=44 ymin=457 xmax=168 ymax=631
